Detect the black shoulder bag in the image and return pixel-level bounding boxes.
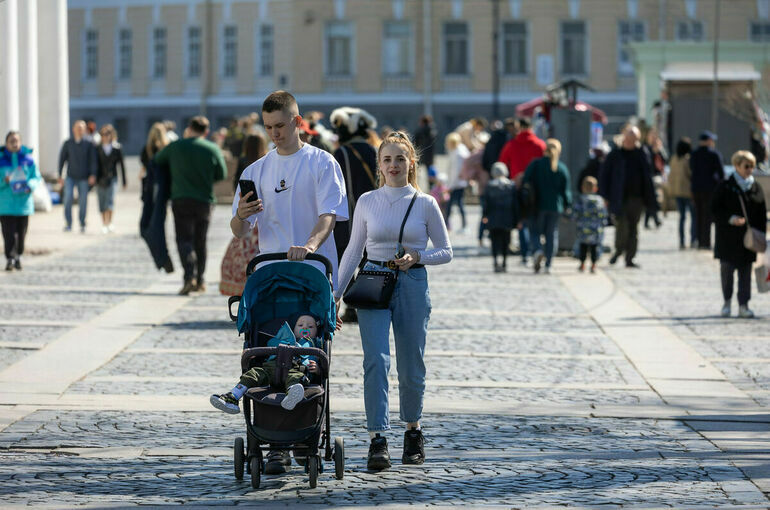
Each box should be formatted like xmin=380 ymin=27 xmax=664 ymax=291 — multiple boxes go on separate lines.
xmin=342 ymin=192 xmax=418 ymax=309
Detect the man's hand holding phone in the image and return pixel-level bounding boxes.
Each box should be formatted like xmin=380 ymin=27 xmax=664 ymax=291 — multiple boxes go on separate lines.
xmin=236 ymin=179 xmax=263 ymax=221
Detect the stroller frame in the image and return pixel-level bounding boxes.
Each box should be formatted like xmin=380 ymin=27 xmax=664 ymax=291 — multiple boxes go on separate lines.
xmin=227 ymin=253 xmax=344 ymax=489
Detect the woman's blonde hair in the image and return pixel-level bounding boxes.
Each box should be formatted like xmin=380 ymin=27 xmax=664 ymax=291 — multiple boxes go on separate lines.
xmin=445 ymin=132 xmax=461 ymax=150
xmin=545 ymin=138 xmax=562 ymax=171
xmin=731 ymin=150 xmax=756 ymax=169
xmin=377 ymin=131 xmax=421 ymax=190
xmin=145 ymin=122 xmax=169 ymax=158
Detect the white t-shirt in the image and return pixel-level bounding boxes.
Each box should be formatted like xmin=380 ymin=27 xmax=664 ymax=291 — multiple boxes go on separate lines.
xmin=233 ymin=143 xmax=348 ymax=288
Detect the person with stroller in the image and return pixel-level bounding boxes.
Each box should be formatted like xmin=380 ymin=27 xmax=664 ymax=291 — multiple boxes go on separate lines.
xmin=335 ymin=131 xmax=452 ymax=471
xmin=231 ymin=90 xmax=348 ymax=474
xmin=210 ymin=313 xmax=323 ymax=414
xmin=481 ymin=162 xmax=517 ymax=273
xmin=572 ymin=176 xmax=608 ymax=273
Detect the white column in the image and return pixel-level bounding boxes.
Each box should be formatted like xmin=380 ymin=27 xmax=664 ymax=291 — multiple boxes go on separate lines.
xmin=19 ymin=0 xmax=40 ymax=155
xmin=0 ymin=0 xmax=21 ymax=132
xmin=37 ymin=0 xmax=70 ymax=178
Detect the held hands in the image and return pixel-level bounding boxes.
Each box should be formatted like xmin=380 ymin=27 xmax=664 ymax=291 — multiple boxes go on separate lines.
xmin=729 ymin=215 xmax=747 ymax=226
xmin=334 ymin=298 xmax=343 ymax=331
xmin=395 ymin=247 xmax=420 ymax=271
xmin=236 ymin=192 xmax=264 ymax=221
xmin=88 ymin=176 xmax=96 ymax=186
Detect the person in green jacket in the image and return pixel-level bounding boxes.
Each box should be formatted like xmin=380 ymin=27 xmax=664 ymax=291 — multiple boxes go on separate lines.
xmin=523 ymin=138 xmax=572 ymax=274
xmin=154 ymin=116 xmax=227 ymax=295
xmin=0 ymin=131 xmax=42 ymax=271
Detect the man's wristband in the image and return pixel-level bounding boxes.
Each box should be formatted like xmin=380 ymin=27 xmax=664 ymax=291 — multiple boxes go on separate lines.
xmin=235 ymin=211 xmax=246 ymax=221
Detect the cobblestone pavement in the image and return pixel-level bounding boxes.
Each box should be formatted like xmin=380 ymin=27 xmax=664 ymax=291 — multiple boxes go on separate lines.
xmin=0 ymin=200 xmax=768 ymax=508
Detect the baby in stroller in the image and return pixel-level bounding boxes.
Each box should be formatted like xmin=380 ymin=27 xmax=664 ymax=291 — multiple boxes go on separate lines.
xmin=210 ymin=312 xmax=323 ymax=414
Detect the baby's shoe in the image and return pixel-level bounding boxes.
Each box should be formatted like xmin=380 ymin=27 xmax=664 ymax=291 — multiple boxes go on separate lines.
xmin=210 ymin=392 xmax=240 ymax=414
xmin=281 ymin=384 xmax=305 ymax=410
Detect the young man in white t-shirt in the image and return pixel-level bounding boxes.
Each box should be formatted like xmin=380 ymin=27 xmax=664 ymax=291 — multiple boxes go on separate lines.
xmin=229 ymin=90 xmax=348 ymax=473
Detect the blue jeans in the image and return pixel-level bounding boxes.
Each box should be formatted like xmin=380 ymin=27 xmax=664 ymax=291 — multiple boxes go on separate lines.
xmin=518 ymin=221 xmax=530 ymax=261
xmin=676 ymin=197 xmax=696 ymax=247
xmin=356 ymin=261 xmax=431 ymax=432
xmin=531 ymin=210 xmax=560 ymax=267
xmin=64 ymin=177 xmax=90 ymax=228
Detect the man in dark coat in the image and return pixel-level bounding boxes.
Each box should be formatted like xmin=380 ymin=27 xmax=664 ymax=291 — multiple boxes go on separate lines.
xmin=599 ymin=125 xmax=656 ymax=268
xmin=414 ymin=115 xmax=438 ymax=174
xmin=691 ymin=130 xmax=725 ymax=249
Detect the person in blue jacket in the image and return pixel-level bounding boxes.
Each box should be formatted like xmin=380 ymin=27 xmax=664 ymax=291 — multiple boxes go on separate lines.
xmin=0 ymin=131 xmax=42 ymax=271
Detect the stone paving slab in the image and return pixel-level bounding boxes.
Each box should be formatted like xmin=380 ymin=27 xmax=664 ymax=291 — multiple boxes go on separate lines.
xmin=0 ymin=412 xmax=765 ymax=507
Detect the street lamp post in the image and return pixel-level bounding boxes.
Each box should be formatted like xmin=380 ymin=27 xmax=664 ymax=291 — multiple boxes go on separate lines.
xmin=711 ymin=0 xmax=721 ymax=134
xmin=491 ymin=0 xmax=501 ymax=120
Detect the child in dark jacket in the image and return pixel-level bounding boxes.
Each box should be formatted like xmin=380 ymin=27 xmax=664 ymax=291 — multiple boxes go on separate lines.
xmin=210 ymin=313 xmax=322 ymax=414
xmin=481 ymin=162 xmax=518 ymax=272
xmin=572 ymin=176 xmax=608 ymax=273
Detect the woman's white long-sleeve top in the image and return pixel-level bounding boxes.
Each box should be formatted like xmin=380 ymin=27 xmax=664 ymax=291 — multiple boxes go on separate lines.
xmin=335 ymin=184 xmax=452 ymax=300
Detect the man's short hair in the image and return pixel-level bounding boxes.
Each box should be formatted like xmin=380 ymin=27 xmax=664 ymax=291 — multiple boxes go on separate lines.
xmin=518 ymin=117 xmax=532 ymax=130
xmin=188 ymin=116 xmax=210 ymax=134
xmin=262 ymin=90 xmax=298 ymax=115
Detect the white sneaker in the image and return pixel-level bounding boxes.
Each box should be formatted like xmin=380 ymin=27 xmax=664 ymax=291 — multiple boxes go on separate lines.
xmin=281 ymin=383 xmax=305 ymax=410
xmin=738 ymin=305 xmax=755 ymax=319
xmin=544 ymin=266 xmax=551 ymax=274
xmin=720 ymin=302 xmax=731 ymax=317
xmin=101 ymin=226 xmax=109 ymax=234
xmin=107 ymin=224 xmax=116 ymax=233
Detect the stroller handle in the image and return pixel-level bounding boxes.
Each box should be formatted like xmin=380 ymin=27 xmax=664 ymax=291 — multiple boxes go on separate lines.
xmin=241 ymin=346 xmax=330 ymax=375
xmin=246 ymin=253 xmax=334 ymax=278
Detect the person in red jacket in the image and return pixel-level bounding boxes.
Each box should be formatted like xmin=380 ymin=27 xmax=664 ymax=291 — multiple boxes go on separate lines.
xmin=496 ymin=117 xmax=546 ymax=264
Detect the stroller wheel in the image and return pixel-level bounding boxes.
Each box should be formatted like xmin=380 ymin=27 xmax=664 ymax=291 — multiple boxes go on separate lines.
xmin=250 ymin=457 xmax=261 ymax=489
xmin=333 ymin=437 xmax=344 ymax=480
xmin=308 ymin=455 xmax=318 ymax=489
xmin=234 ymin=437 xmax=245 ymax=480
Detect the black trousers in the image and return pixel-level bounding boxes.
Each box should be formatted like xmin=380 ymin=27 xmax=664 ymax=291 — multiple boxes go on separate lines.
xmin=614 ymin=197 xmax=644 ymax=263
xmin=0 ymin=215 xmax=29 ymax=260
xmin=692 ymin=191 xmax=714 ymax=249
xmin=489 ymin=228 xmax=511 ymax=266
xmin=579 ymin=243 xmax=598 ymax=264
xmin=720 ymin=260 xmax=752 ymax=306
xmin=171 ymin=198 xmax=212 ymax=284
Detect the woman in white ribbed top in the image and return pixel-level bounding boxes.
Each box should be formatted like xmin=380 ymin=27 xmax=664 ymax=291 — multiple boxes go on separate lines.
xmin=335 ymin=131 xmax=452 ymax=471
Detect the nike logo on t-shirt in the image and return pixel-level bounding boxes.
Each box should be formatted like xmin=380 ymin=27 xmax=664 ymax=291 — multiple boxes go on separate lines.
xmin=274 ymin=186 xmax=292 ymax=193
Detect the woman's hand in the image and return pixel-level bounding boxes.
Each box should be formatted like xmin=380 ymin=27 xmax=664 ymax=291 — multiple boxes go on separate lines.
xmin=395 ymin=247 xmax=420 ymax=271
xmin=334 ymin=298 xmax=343 ymax=331
xmin=730 ymin=215 xmax=746 ymax=226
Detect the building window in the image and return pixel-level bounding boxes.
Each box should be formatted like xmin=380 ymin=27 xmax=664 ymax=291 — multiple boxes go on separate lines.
xmin=259 ymin=24 xmax=274 ymax=76
xmin=502 ymin=21 xmax=527 ymax=75
xmin=222 ymin=25 xmax=238 ymax=78
xmin=325 ymin=22 xmax=353 ymax=76
xmin=561 ymin=21 xmax=587 ymax=75
xmin=618 ymin=20 xmax=645 ymax=76
xmin=117 ymin=28 xmax=132 ymax=80
xmin=84 ymin=29 xmax=98 ymax=80
xmin=152 ymin=27 xmax=167 ymax=79
xmin=443 ymin=22 xmax=469 ymax=75
xmin=383 ymin=21 xmax=412 ymax=76
xmin=187 ymin=26 xmax=202 ymax=78
xmin=750 ymin=22 xmax=770 ymax=42
xmin=676 ymin=20 xmax=704 ymax=41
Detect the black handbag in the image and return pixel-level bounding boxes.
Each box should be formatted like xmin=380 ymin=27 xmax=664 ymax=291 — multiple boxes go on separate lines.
xmin=342 ymin=192 xmax=418 ymax=309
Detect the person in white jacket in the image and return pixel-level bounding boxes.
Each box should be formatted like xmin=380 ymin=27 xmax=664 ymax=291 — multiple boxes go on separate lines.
xmin=444 ymin=132 xmax=470 ymax=233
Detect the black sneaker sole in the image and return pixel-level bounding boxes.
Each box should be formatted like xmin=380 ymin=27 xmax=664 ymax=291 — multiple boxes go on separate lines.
xmin=367 ymin=457 xmax=391 ymax=471
xmin=402 ymin=454 xmax=424 ymax=465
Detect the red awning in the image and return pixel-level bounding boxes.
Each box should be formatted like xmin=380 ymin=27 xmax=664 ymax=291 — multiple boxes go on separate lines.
xmin=515 ymin=97 xmax=608 ymax=124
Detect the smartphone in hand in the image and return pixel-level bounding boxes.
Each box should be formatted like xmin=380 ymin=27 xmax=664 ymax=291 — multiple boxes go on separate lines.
xmin=238 ymin=179 xmax=258 ymax=203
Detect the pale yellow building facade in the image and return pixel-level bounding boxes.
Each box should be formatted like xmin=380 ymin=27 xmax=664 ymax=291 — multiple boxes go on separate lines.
xmin=67 ymin=0 xmax=770 ymax=153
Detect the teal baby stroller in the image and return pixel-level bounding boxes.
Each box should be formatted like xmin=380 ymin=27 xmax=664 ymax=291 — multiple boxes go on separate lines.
xmin=227 ymin=253 xmax=344 ymax=489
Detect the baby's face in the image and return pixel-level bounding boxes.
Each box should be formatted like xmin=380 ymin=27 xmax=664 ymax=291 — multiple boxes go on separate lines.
xmin=294 ymin=315 xmax=318 ymax=339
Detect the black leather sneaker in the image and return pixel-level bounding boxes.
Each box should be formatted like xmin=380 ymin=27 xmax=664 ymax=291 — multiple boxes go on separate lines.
xmin=402 ymin=429 xmax=425 ymax=465
xmin=367 ymin=436 xmax=391 ymax=471
xmin=264 ymin=449 xmax=291 ymax=474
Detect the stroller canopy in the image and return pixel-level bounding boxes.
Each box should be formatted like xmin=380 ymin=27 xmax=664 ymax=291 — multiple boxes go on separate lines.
xmin=237 ymin=261 xmax=335 ymax=338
